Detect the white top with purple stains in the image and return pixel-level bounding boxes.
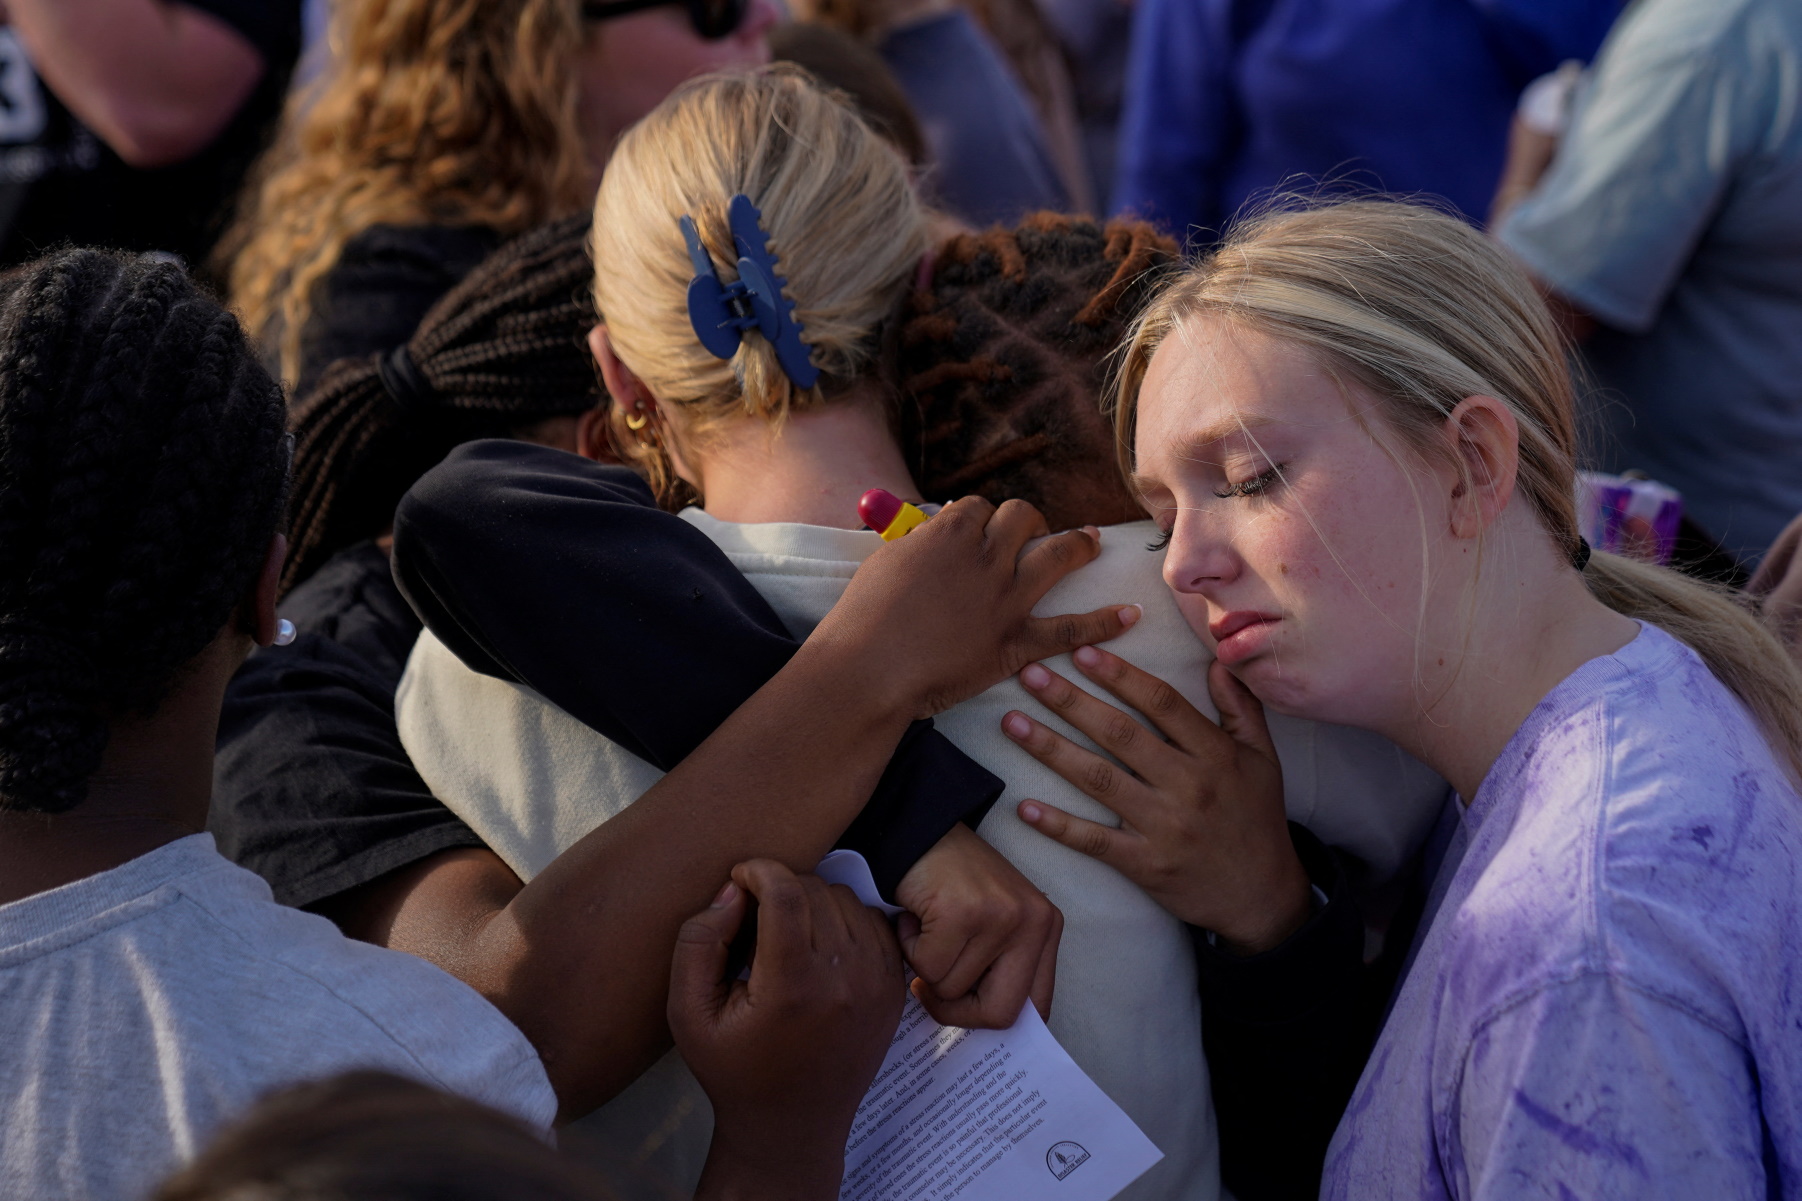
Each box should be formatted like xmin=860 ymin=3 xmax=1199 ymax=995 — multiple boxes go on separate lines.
xmin=1325 ymin=622 xmax=1802 ymax=1199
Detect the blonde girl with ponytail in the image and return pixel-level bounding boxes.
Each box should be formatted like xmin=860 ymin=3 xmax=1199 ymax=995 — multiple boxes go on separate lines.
xmin=1001 ymin=198 xmax=1802 ymax=1199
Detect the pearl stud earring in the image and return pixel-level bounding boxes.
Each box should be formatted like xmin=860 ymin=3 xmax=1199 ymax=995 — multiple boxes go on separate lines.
xmin=274 ymin=618 xmax=297 ymax=647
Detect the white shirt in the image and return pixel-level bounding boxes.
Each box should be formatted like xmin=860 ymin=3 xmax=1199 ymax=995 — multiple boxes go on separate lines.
xmin=0 ymin=834 xmax=556 ymax=1201
xmin=398 ymin=515 xmax=1449 ymax=1201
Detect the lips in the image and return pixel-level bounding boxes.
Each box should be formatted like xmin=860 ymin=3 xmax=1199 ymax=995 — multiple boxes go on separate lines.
xmin=1208 ymin=611 xmax=1279 ymax=666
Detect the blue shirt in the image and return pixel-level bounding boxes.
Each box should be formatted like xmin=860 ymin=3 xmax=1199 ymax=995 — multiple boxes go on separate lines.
xmin=1498 ymin=0 xmax=1802 ymax=563
xmin=1325 ymin=624 xmax=1802 ymax=1199
xmin=1113 ymin=0 xmax=1620 ymax=239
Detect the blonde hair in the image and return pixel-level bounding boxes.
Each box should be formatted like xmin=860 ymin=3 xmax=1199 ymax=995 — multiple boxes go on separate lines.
xmin=591 ymin=66 xmax=928 ymax=502
xmin=1113 ymin=199 xmax=1802 ymax=781
xmin=223 ymin=0 xmax=593 ymax=387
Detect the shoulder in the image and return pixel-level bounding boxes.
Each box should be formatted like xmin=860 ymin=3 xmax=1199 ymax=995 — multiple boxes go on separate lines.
xmin=1448 ymin=627 xmax=1802 ymax=1034
xmin=170 ymin=855 xmax=555 ymax=1123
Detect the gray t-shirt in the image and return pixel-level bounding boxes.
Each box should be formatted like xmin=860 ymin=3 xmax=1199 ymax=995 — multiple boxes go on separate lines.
xmin=1499 ymin=0 xmax=1802 ymax=561
xmin=0 ymin=834 xmax=557 ymax=1201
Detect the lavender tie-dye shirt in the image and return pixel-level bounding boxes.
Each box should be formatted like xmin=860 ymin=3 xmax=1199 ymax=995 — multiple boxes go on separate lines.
xmin=1324 ymin=623 xmax=1802 ymax=1200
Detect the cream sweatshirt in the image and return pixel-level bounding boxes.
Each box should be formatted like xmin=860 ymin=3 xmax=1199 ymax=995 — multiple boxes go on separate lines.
xmin=397 ymin=514 xmax=1449 ymax=1201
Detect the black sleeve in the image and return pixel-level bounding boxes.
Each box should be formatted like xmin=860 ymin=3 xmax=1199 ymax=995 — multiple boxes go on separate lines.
xmin=210 ymin=545 xmax=483 ymax=910
xmin=1192 ymin=824 xmax=1374 ymax=1201
xmin=390 ymin=440 xmax=1003 ymax=896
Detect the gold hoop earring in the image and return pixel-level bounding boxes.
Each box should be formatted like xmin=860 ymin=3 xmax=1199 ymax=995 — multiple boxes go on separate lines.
xmin=625 ymin=410 xmax=649 ymax=431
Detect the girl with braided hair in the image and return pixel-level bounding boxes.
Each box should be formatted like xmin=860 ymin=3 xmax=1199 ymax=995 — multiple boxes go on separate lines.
xmin=0 ymin=247 xmax=557 ymax=1199
xmin=397 ymin=67 xmax=1451 ymax=1201
xmin=0 ymin=246 xmax=1125 ymax=1201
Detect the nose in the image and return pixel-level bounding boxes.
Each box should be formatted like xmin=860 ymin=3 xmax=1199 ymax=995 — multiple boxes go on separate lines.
xmin=1162 ymin=514 xmax=1239 ymax=597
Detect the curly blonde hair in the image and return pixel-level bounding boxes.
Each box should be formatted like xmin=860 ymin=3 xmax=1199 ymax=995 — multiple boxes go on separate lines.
xmin=222 ymin=0 xmax=594 ymax=388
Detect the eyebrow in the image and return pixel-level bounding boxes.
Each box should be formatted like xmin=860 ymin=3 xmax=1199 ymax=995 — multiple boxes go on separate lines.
xmin=1130 ymin=413 xmax=1277 ymax=495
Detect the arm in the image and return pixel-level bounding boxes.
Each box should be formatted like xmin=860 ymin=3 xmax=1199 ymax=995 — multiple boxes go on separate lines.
xmin=1493 ymin=12 xmax=1751 ymax=341
xmin=380 ymin=468 xmax=1127 ymax=1122
xmin=1195 ymin=825 xmax=1375 ymax=1201
xmin=1452 ymin=975 xmax=1764 ymax=1199
xmin=6 ymin=0 xmax=265 ymax=167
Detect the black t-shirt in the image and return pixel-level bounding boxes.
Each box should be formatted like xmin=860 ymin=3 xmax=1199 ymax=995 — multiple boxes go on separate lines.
xmin=211 ymin=541 xmax=483 ymax=910
xmin=0 ymin=0 xmax=301 ymax=274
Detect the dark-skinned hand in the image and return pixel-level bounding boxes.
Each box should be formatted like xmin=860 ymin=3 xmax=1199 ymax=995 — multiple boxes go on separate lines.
xmin=812 ymin=496 xmax=1141 ymax=720
xmin=672 ymin=860 xmax=906 ymax=1201
xmin=895 ymin=822 xmax=1062 ymax=1028
xmin=1002 ymin=646 xmax=1311 ymax=955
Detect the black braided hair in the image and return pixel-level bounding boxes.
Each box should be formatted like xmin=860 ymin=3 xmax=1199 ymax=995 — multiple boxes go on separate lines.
xmin=283 ymin=214 xmax=607 ymax=594
xmin=0 ymin=250 xmax=290 ymax=815
xmin=899 ymin=214 xmax=1179 ymax=531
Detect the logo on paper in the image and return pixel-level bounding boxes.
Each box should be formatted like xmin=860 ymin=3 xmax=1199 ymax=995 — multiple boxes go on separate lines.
xmin=1046 ymin=1141 xmax=1091 ymax=1180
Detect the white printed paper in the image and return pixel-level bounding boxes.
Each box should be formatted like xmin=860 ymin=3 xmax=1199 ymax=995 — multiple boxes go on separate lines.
xmin=815 ymin=852 xmax=1163 ymax=1201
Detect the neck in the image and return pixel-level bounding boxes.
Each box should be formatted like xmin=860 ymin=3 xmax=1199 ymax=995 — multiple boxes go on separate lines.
xmin=0 ymin=637 xmax=239 ymax=907
xmin=1380 ymin=552 xmax=1639 ymax=803
xmin=690 ymin=388 xmax=922 ymax=528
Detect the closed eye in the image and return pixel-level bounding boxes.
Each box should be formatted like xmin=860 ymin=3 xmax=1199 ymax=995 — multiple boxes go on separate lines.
xmin=1146 ymin=527 xmax=1172 ymax=553
xmin=1213 ymin=463 xmax=1284 ymax=500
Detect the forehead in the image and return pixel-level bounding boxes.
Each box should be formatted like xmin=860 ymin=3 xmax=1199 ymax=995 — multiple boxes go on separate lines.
xmin=1131 ymin=316 xmax=1363 ymax=485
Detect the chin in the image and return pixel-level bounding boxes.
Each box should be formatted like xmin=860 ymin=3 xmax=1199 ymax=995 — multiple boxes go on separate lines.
xmin=1228 ymin=656 xmax=1324 ymax=720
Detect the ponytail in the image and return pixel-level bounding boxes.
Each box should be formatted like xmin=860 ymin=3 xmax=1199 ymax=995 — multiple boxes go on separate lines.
xmin=1582 ymin=552 xmax=1802 ymax=782
xmin=283 ymin=214 xmax=604 ymax=594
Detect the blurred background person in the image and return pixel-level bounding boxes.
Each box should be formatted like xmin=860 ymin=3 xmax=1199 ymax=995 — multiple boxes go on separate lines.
xmin=1039 ymin=0 xmax=1133 ymax=212
xmin=1494 ymin=0 xmax=1802 ymax=566
xmin=789 ymin=0 xmax=1074 ymax=226
xmin=222 ymin=0 xmax=775 ymax=398
xmin=0 ymin=0 xmax=300 ymax=276
xmin=1113 ymin=0 xmax=1622 ymax=241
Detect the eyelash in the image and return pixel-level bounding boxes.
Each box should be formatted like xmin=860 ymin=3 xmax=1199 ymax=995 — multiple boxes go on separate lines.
xmin=1146 ymin=463 xmax=1287 ymax=552
xmin=1213 ymin=463 xmax=1284 ymax=500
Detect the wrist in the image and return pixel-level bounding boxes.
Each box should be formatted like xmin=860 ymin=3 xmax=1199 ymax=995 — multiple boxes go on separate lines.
xmin=796 ymin=619 xmax=928 ymax=726
xmin=1209 ymin=855 xmax=1314 ymax=957
xmin=698 ymin=1131 xmax=845 ymax=1201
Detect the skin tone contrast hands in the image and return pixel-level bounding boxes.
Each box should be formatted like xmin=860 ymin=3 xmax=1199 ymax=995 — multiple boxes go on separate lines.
xmin=671 ymin=860 xmax=906 ymax=1201
xmin=331 ymin=492 xmax=1124 ymax=1121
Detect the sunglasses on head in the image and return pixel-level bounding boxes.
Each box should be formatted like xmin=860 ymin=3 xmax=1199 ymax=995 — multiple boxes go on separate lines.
xmin=581 ymin=0 xmax=749 ymax=40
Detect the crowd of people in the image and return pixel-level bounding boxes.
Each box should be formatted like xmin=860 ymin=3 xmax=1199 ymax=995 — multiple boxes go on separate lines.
xmin=1 ymin=1 xmax=1799 ymax=1200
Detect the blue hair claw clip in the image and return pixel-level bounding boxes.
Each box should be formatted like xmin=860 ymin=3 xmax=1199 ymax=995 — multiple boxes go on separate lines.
xmin=680 ymin=194 xmax=820 ymax=390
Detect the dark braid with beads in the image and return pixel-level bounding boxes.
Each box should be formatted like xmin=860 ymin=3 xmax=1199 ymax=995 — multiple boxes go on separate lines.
xmin=0 ymin=250 xmax=290 ymax=815
xmin=899 ymin=214 xmax=1179 ymax=530
xmin=283 ymin=214 xmax=607 ymax=594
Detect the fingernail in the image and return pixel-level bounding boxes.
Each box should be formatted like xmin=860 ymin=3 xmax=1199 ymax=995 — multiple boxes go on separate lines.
xmin=1083 ymin=525 xmax=1101 ymax=540
xmin=1003 ymin=712 xmax=1033 ymax=740
xmin=1021 ymin=662 xmax=1052 ymax=689
xmin=1118 ymin=604 xmax=1142 ymax=628
xmin=1020 ymin=801 xmax=1043 ymax=823
xmin=711 ymin=882 xmax=737 ymax=908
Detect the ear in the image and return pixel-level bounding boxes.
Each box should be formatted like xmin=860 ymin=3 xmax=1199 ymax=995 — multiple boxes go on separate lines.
xmin=589 ymin=324 xmax=656 ymax=422
xmin=575 ymin=404 xmax=612 ymax=462
xmin=1442 ymin=396 xmax=1520 ymax=540
xmin=243 ymin=533 xmax=286 ymax=647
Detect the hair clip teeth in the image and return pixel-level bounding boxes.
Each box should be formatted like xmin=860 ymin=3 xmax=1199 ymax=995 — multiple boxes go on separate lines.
xmin=679 ymin=195 xmax=820 ymax=390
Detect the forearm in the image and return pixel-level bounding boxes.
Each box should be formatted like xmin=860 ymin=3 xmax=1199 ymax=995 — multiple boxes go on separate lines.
xmin=474 ymin=637 xmax=914 ymax=1120
xmin=7 ymin=0 xmax=263 ymax=166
